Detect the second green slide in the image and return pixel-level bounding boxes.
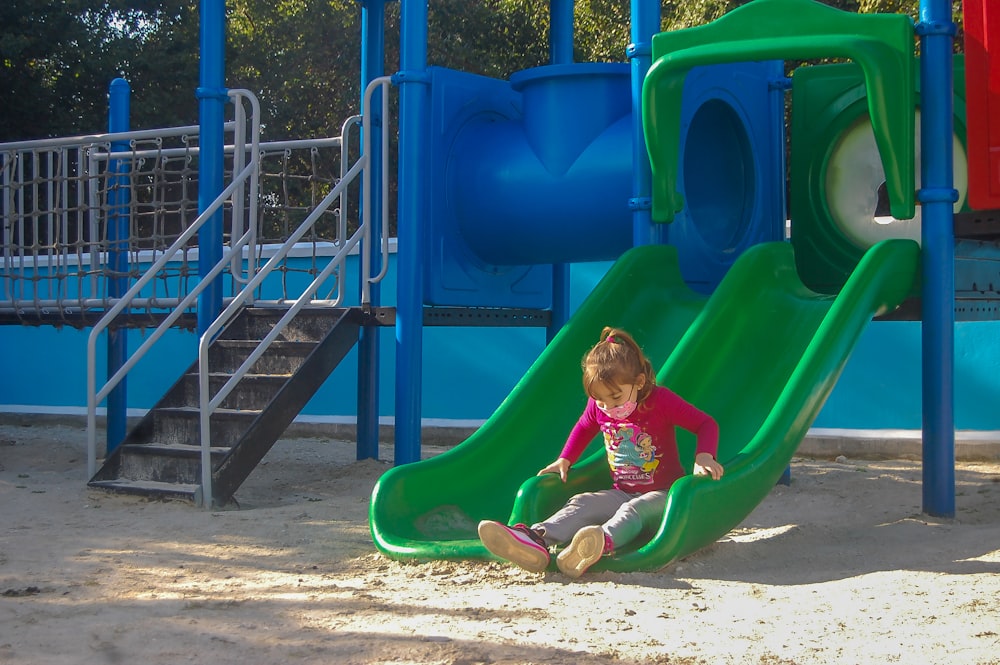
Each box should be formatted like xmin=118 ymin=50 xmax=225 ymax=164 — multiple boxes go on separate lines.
xmin=370 ymin=239 xmax=919 ymax=571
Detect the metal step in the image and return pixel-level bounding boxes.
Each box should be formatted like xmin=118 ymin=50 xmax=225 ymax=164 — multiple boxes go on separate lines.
xmin=160 ymin=372 xmax=293 ymax=411
xmin=152 ymin=407 xmax=261 ymax=447
xmin=117 ymin=442 xmax=231 ymax=485
xmin=218 ymin=307 xmax=340 ymax=342
xmin=208 ymin=340 xmax=317 ymax=374
xmin=88 ymin=478 xmax=202 ymax=502
xmin=88 ymin=306 xmax=362 ymax=505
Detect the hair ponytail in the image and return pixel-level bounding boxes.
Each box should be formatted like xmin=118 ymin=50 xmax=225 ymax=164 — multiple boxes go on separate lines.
xmin=582 ymin=327 xmax=656 ymax=403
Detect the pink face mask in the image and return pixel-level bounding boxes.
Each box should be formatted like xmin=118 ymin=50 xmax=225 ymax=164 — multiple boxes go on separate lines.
xmin=598 ymin=400 xmax=637 ymax=420
xmin=596 ymin=384 xmax=638 ymax=420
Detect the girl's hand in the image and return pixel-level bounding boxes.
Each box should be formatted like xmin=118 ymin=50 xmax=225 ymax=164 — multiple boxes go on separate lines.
xmin=693 ymin=452 xmax=724 ymax=480
xmin=538 ymin=457 xmax=572 ymax=482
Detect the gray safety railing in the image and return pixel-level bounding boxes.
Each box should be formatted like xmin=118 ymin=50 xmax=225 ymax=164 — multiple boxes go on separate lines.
xmin=86 ymin=89 xmax=264 ymax=477
xmin=1 ymin=123 xmax=236 ymax=317
xmin=192 ymin=76 xmax=391 ymax=508
xmin=194 ymin=76 xmax=391 ymax=506
xmin=2 ymin=98 xmax=351 ymax=321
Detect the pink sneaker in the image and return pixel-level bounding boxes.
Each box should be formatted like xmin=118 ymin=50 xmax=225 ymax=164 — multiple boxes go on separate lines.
xmin=478 ymin=520 xmax=550 ymax=573
xmin=556 ymin=525 xmax=612 ymax=578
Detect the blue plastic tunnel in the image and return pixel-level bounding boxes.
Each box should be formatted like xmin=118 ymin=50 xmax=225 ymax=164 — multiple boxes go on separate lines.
xmin=448 ymin=63 xmax=635 ymax=266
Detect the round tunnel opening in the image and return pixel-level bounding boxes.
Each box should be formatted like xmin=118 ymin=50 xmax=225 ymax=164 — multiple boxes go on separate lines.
xmin=824 ymin=110 xmax=968 ymax=249
xmin=682 ymin=99 xmax=755 ymax=253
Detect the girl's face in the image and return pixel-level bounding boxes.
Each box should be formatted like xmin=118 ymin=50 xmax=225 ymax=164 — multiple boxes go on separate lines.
xmin=590 ymin=374 xmax=645 ymax=411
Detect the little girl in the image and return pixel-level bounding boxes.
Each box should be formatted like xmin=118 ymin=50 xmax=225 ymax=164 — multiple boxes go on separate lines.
xmin=479 ymin=326 xmax=724 ymax=577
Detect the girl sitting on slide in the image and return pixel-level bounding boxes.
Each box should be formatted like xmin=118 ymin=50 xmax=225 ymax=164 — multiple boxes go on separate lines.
xmin=478 ymin=326 xmax=724 ymax=577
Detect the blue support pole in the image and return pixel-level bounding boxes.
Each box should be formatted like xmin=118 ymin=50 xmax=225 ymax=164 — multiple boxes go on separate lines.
xmin=918 ymin=1 xmax=957 ymax=518
xmin=629 ymin=0 xmax=661 ymax=247
xmin=196 ymin=0 xmax=227 ymax=335
xmin=550 ymin=0 xmax=574 ymax=64
xmin=393 ymin=0 xmax=430 ymax=465
xmin=358 ymin=0 xmax=387 ymax=460
xmin=106 ymin=78 xmax=131 ymax=454
xmin=548 ymin=264 xmax=570 ymax=343
xmin=549 ymin=0 xmax=574 ymax=341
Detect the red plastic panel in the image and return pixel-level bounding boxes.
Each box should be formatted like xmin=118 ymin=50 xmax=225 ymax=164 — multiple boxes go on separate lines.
xmin=964 ymin=0 xmax=1000 ymax=209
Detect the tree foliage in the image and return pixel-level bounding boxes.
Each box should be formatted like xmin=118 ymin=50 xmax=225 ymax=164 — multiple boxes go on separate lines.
xmin=226 ymin=0 xmax=363 ymax=140
xmin=1 ymin=0 xmax=955 ymax=142
xmin=0 ymin=0 xmax=199 ymax=141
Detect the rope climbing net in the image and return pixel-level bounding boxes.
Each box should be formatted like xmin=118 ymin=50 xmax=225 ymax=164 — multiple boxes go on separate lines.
xmin=0 ymin=120 xmax=352 ymax=327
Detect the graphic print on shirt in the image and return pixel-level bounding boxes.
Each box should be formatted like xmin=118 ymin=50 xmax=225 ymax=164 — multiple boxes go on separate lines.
xmin=603 ymin=421 xmax=659 ymax=486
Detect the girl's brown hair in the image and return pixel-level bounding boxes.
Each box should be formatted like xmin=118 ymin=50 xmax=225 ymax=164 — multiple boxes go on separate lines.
xmin=581 ymin=327 xmax=656 ymax=403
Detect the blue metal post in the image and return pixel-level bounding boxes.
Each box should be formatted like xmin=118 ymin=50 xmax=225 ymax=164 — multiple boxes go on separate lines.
xmin=549 ymin=265 xmax=570 ymax=343
xmin=393 ymin=0 xmax=430 ymax=465
xmin=549 ymin=0 xmax=574 ymax=341
xmin=358 ymin=0 xmax=387 ymax=460
xmin=106 ymin=78 xmax=130 ymax=454
xmin=550 ymin=0 xmax=574 ymax=64
xmin=629 ymin=0 xmax=661 ymax=247
xmin=196 ymin=0 xmax=227 ymax=335
xmin=918 ymin=0 xmax=957 ymax=517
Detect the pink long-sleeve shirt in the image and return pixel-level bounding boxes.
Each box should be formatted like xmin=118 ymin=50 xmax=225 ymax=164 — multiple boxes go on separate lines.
xmin=560 ymin=385 xmax=719 ymax=493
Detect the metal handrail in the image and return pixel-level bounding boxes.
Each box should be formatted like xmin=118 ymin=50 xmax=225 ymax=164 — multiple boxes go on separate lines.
xmin=362 ymin=76 xmax=392 ymax=298
xmin=195 ymin=76 xmax=392 ymax=506
xmin=86 ymin=89 xmax=262 ymax=477
xmin=0 ymin=123 xmax=228 ymax=154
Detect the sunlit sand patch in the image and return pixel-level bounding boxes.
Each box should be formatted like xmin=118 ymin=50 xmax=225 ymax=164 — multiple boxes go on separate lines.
xmin=722 ymin=524 xmax=799 ymax=543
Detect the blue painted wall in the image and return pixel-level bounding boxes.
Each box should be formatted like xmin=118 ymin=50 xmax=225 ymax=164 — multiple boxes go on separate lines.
xmin=814 ymin=319 xmax=1000 ymax=431
xmin=0 ymin=250 xmax=591 ymax=424
xmin=3 ymin=249 xmax=999 ymax=431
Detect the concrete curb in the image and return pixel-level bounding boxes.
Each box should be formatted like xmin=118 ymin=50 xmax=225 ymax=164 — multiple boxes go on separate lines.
xmin=799 ymin=429 xmax=1000 ymax=462
xmin=4 ymin=412 xmax=1000 ymax=461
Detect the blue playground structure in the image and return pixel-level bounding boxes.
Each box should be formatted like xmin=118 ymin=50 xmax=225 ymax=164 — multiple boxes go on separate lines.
xmin=384 ymin=0 xmax=967 ymax=520
xmin=1 ymin=0 xmax=995 ymax=530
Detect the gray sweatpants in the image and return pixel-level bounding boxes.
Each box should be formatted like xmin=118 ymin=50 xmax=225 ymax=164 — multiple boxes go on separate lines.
xmin=532 ymin=488 xmax=667 ymax=550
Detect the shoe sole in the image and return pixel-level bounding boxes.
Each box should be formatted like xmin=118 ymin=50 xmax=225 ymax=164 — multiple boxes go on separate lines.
xmin=556 ymin=525 xmax=606 ymax=578
xmin=478 ymin=521 xmax=549 ymax=573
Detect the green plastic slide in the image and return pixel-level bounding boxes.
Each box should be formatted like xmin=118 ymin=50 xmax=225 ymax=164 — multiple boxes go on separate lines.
xmin=370 ymin=239 xmax=919 ymax=571
xmin=370 ymin=244 xmax=708 ymax=559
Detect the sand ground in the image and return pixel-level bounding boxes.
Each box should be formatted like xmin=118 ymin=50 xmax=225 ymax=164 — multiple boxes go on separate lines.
xmin=2 ymin=420 xmax=1000 ymax=665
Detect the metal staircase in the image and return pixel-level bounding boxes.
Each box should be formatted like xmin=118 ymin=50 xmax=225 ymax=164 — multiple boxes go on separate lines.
xmin=75 ymin=77 xmax=391 ymax=507
xmin=88 ymin=306 xmax=362 ymax=504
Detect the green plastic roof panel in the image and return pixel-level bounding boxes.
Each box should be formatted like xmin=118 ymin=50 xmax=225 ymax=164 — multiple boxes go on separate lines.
xmin=643 ymin=0 xmax=915 ymax=223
